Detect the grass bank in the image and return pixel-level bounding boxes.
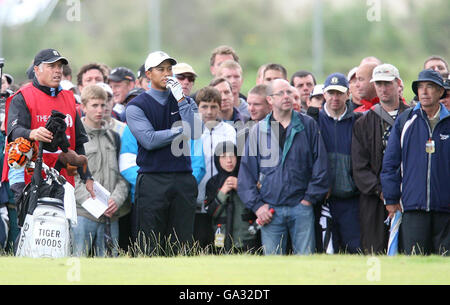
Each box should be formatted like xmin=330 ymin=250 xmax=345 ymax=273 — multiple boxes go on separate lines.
xmin=0 ymin=255 xmax=448 ymax=285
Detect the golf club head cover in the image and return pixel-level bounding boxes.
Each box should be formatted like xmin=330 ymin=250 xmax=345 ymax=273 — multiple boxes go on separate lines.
xmin=57 ymin=149 xmax=88 ymax=175
xmin=43 ymin=110 xmax=70 ymax=153
xmin=6 ymin=137 xmax=37 ymax=169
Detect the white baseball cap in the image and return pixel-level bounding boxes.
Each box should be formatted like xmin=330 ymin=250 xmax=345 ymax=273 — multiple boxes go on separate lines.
xmin=310 ymin=84 xmax=324 ymax=97
xmin=347 ymin=67 xmax=358 ymax=81
xmin=144 ymin=51 xmax=177 ymax=71
xmin=96 ymin=82 xmax=113 ymax=96
xmin=370 ymin=64 xmax=401 ymax=82
xmin=60 ymin=79 xmax=76 ymax=91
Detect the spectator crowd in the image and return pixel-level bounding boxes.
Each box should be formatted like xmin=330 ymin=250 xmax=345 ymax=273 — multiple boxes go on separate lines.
xmin=0 ymin=45 xmax=449 ymax=257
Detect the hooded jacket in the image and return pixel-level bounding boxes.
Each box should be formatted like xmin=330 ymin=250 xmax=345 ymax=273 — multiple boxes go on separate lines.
xmin=195 ymin=121 xmax=236 ymax=211
xmin=204 ymin=141 xmax=256 ymax=250
xmin=381 ymin=103 xmax=450 ymax=213
xmin=238 ymin=111 xmax=329 ymax=213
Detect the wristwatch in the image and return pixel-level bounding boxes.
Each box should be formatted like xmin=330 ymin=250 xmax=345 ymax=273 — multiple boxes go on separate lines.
xmin=82 ymin=175 xmax=94 ymax=184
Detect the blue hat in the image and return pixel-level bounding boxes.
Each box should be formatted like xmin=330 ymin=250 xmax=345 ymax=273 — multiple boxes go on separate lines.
xmin=124 ymin=87 xmax=145 ymax=104
xmin=412 ymin=69 xmax=446 ymax=98
xmin=323 ymin=73 xmax=348 ymax=93
xmin=108 ymin=67 xmax=135 ymax=82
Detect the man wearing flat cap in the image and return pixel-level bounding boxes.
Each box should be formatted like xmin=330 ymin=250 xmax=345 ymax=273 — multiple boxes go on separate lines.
xmin=3 ymin=48 xmax=94 ymax=196
xmin=381 ymin=69 xmax=450 ymax=256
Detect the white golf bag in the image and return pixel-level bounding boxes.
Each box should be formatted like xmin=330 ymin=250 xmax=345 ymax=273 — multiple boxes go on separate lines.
xmin=15 ymin=163 xmax=77 ymax=258
xmin=16 ymin=198 xmax=72 ymax=258
xmin=10 ymin=112 xmax=79 ymax=258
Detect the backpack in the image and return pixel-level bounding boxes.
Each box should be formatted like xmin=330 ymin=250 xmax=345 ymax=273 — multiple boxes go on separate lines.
xmin=15 ymin=198 xmax=72 ymax=258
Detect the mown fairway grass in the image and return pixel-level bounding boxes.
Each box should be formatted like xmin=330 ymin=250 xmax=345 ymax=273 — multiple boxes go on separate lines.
xmin=0 ymin=254 xmax=448 ymax=285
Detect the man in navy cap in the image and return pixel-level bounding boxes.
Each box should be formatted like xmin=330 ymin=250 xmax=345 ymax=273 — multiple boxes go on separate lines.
xmin=108 ymin=67 xmax=135 ymax=120
xmin=381 ymin=69 xmax=449 ymax=255
xmin=316 ymin=73 xmax=362 ymax=253
xmin=4 ymin=48 xmax=94 ymax=196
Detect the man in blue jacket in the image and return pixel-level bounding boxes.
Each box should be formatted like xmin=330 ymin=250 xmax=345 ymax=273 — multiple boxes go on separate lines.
xmin=238 ymin=79 xmax=328 ymax=255
xmin=317 ymin=73 xmax=362 ymax=254
xmin=381 ymin=69 xmax=449 ymax=255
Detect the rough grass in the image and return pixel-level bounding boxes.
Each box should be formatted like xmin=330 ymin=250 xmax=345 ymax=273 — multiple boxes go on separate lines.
xmin=0 ymin=255 xmax=448 ymax=285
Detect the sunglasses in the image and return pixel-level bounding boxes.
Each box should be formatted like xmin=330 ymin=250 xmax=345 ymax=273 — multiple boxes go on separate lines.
xmin=176 ymin=74 xmax=196 ymax=82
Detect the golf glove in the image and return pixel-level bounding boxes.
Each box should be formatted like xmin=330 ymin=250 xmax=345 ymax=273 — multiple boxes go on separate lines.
xmin=166 ymin=76 xmax=185 ymax=102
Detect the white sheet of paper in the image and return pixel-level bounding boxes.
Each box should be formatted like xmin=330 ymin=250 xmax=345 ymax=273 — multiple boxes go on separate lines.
xmin=81 ymin=198 xmax=108 ymax=219
xmin=93 ymin=181 xmax=111 ymax=204
xmin=81 ymin=181 xmax=111 ymax=219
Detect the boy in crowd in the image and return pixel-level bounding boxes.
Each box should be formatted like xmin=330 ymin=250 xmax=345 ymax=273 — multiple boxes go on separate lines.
xmin=73 ymin=84 xmax=129 ymax=257
xmin=192 ymin=86 xmax=236 ymax=248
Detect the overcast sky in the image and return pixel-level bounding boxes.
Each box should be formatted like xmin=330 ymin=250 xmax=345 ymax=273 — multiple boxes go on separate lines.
xmin=0 ymin=0 xmax=55 ymax=26
xmin=0 ymin=0 xmax=425 ymax=27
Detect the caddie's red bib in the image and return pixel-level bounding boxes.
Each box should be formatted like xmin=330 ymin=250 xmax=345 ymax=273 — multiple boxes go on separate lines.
xmin=2 ymin=83 xmax=77 ymax=186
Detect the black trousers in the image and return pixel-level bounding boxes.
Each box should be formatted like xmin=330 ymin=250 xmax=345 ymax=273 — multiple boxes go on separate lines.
xmin=135 ymin=172 xmax=197 ymax=256
xmin=118 ymin=211 xmax=132 ymax=252
xmin=329 ymin=196 xmax=361 ymax=254
xmin=401 ymin=210 xmax=450 ymax=256
xmin=193 ymin=213 xmax=214 ymax=249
